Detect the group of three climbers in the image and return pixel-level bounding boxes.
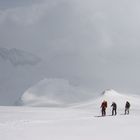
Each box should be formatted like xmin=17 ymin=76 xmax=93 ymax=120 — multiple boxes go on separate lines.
xmin=101 ymin=101 xmax=130 ymax=116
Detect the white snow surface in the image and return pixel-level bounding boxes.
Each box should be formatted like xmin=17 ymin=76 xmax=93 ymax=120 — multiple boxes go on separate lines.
xmin=1 ymin=89 xmax=140 ymax=140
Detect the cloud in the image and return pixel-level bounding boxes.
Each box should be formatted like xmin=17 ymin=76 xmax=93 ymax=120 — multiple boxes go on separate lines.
xmin=19 ymin=78 xmax=92 ymax=106
xmin=0 ymin=2 xmax=50 ymax=26
xmin=0 ymin=0 xmax=140 ymax=105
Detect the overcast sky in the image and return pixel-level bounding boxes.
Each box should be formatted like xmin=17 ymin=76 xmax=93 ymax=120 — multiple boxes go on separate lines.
xmin=0 ymin=0 xmax=140 ymax=104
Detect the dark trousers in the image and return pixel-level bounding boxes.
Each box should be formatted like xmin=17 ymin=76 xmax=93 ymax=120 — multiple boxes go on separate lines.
xmin=102 ymin=108 xmax=106 ymax=116
xmin=125 ymin=108 xmax=129 ymax=115
xmin=112 ymin=108 xmax=117 ymax=115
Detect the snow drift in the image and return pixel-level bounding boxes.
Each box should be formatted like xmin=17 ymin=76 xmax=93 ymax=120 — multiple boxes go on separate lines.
xmin=19 ymin=78 xmax=92 ymax=107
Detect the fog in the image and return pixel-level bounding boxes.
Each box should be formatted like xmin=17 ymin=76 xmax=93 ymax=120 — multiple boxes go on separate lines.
xmin=0 ymin=0 xmax=140 ymax=105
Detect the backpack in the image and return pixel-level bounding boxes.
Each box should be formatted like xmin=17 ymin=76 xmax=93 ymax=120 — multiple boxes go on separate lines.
xmin=126 ymin=102 xmax=130 ymax=108
xmin=104 ymin=101 xmax=107 ymax=108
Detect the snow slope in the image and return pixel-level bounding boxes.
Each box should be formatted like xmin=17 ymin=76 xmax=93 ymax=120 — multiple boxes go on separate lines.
xmin=1 ymin=90 xmax=140 ymax=140
xmin=0 ymin=103 xmax=140 ymax=140
xmin=74 ymin=89 xmax=140 ymax=110
xmin=19 ymin=86 xmax=140 ymax=111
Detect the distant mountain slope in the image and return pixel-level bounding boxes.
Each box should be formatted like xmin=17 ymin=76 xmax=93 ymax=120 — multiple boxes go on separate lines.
xmin=0 ymin=47 xmax=42 ymax=105
xmin=18 ymin=78 xmax=93 ymax=107
xmin=18 ymin=84 xmax=140 ymax=108
xmin=0 ymin=48 xmax=41 ymax=66
xmin=73 ymin=89 xmax=140 ymax=110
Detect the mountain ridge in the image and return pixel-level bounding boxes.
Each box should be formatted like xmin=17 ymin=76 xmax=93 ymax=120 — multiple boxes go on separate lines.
xmin=0 ymin=47 xmax=41 ymax=66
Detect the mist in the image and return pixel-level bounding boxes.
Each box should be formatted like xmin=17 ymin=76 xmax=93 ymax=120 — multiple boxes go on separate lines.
xmin=0 ymin=0 xmax=140 ymax=105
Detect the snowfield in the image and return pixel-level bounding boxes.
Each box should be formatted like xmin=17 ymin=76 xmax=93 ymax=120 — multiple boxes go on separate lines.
xmin=1 ymin=90 xmax=140 ymax=140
